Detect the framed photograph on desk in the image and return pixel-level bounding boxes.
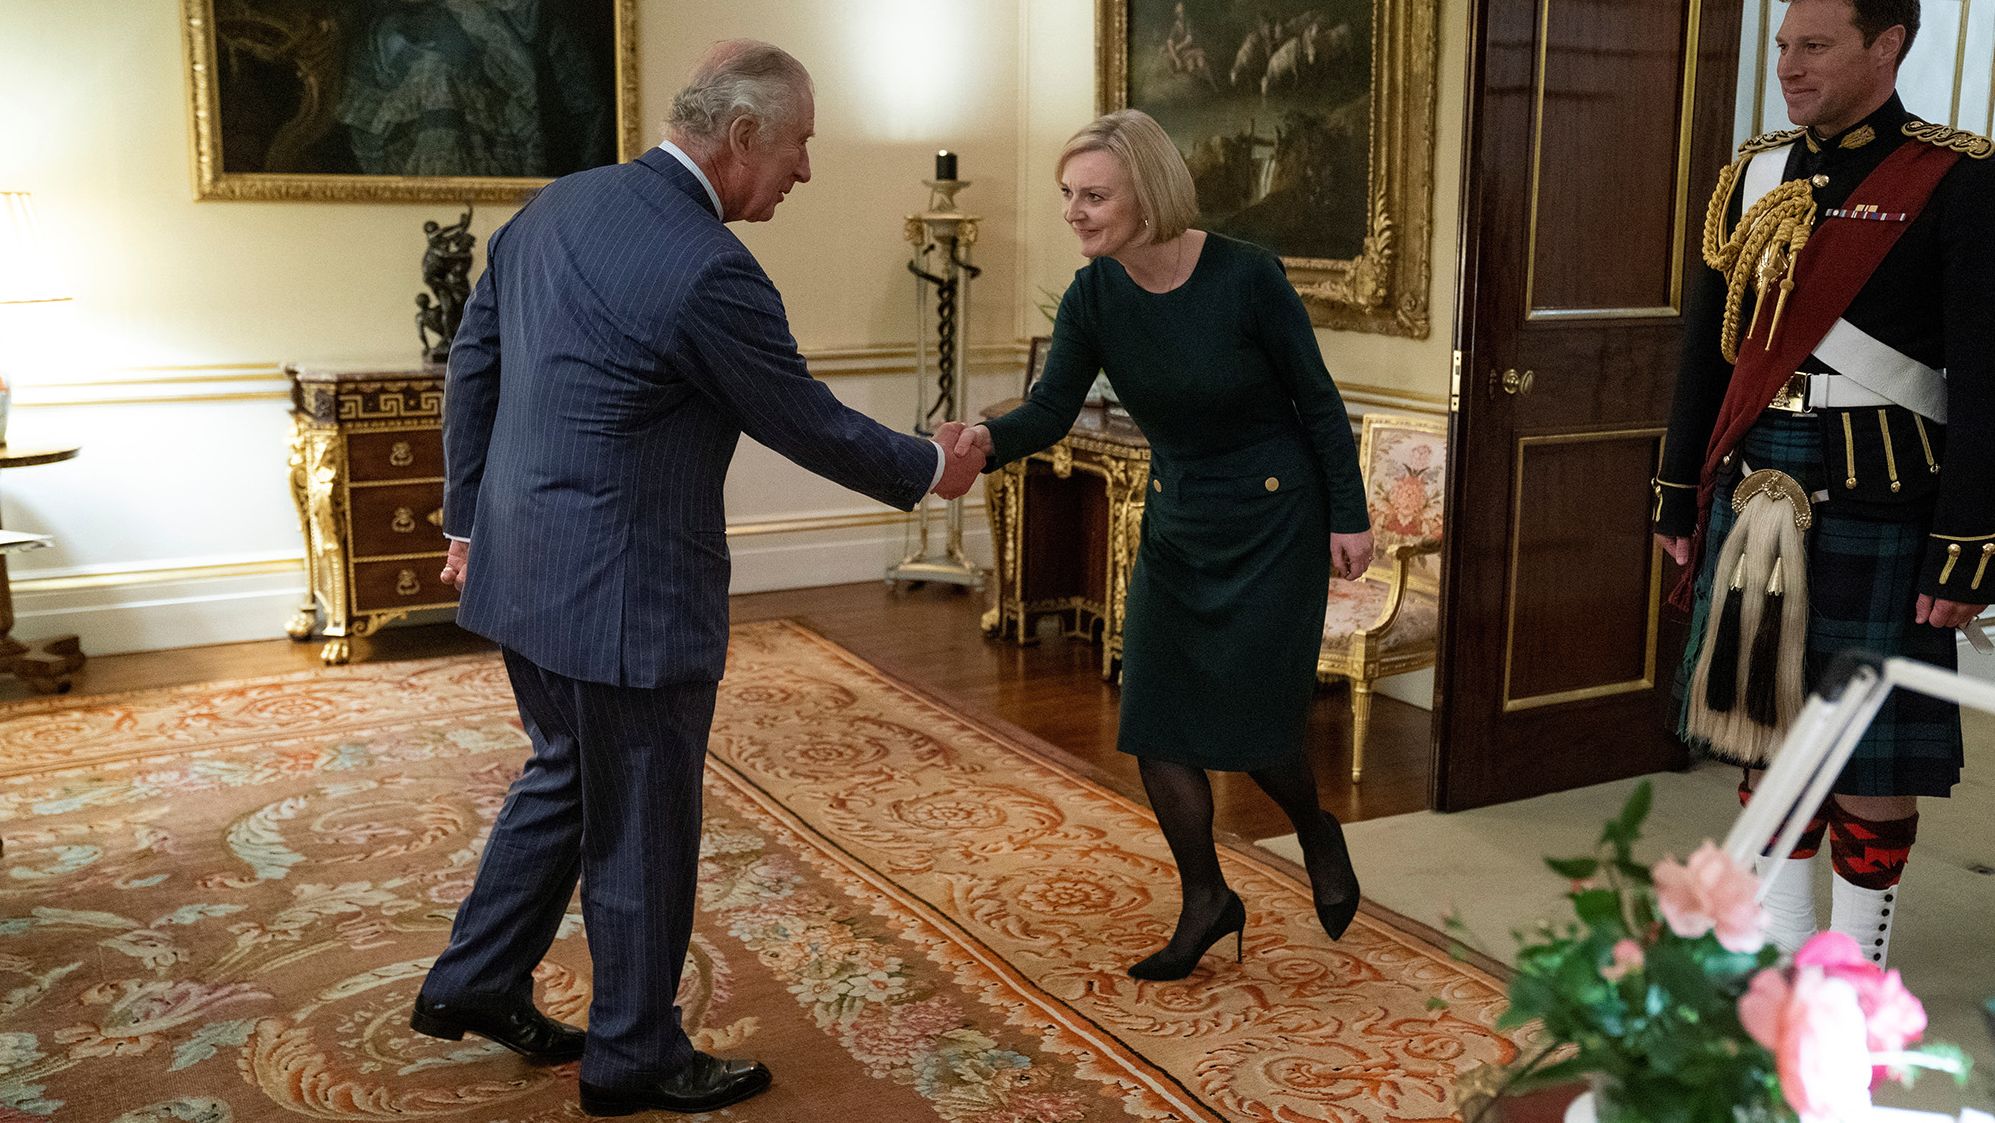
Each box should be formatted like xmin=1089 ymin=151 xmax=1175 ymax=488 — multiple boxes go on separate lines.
xmin=1025 ymin=335 xmax=1052 ymax=394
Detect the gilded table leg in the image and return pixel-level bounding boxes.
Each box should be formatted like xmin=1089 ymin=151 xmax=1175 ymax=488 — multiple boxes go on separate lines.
xmin=1348 ymin=679 xmax=1375 ymax=784
xmin=300 ymin=430 xmax=352 ymax=665
xmin=284 ymin=418 xmax=321 ymax=641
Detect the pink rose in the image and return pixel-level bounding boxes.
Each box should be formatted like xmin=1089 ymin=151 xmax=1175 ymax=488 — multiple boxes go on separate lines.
xmin=1738 ymin=967 xmax=1874 ymax=1122
xmin=1600 ymin=939 xmax=1645 ymax=983
xmin=1651 ymin=842 xmax=1766 ymax=953
xmin=1851 ymin=969 xmax=1926 ymax=1054
xmin=1794 ymin=931 xmax=1866 ymax=971
xmin=1794 ymin=933 xmax=1927 ymax=1058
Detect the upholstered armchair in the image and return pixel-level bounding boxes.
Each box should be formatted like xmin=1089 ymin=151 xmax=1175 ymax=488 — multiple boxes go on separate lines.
xmin=1318 ymin=412 xmax=1447 ymax=783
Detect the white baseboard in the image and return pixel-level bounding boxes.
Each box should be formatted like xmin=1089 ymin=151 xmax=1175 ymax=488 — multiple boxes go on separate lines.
xmin=10 ymin=513 xmax=994 ymax=657
xmin=13 ymin=567 xmax=313 ymax=656
xmin=727 ymin=518 xmax=993 ymax=595
xmin=1374 ymin=666 xmax=1436 ymax=711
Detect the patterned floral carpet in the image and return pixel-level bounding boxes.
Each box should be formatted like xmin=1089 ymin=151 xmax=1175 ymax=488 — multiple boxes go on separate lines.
xmin=0 ymin=621 xmax=1520 ymax=1122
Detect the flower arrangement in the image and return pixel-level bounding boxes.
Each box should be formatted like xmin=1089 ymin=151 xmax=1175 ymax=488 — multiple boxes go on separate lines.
xmin=1462 ymin=781 xmax=1970 ymax=1123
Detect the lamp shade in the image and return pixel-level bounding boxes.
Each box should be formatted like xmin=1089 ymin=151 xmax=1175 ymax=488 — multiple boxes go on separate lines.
xmin=0 ymin=192 xmax=72 ymax=306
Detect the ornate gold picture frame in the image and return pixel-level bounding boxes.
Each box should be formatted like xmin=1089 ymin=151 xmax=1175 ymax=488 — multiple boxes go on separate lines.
xmin=181 ymin=0 xmax=640 ymax=203
xmin=1097 ymin=0 xmax=1438 ymax=337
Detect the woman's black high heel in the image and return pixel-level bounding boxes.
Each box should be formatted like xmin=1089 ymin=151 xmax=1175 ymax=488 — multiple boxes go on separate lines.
xmin=1315 ymin=891 xmax=1360 ymax=941
xmin=1305 ymin=809 xmax=1362 ymax=941
xmin=1128 ymin=891 xmax=1247 ymax=980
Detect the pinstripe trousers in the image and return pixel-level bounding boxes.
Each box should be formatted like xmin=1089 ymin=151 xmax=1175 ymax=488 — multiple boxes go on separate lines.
xmin=422 ymin=647 xmax=716 ymax=1085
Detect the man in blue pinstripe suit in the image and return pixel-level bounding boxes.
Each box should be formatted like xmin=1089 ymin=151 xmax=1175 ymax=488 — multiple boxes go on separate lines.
xmin=410 ymin=40 xmax=985 ymax=1116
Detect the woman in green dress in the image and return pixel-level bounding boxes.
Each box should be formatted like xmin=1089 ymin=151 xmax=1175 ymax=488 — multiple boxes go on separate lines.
xmin=953 ymin=110 xmax=1374 ymax=980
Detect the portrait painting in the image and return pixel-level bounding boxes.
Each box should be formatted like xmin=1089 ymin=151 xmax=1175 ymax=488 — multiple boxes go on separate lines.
xmin=182 ymin=0 xmax=639 ymax=202
xmin=1097 ymin=0 xmax=1438 ymax=336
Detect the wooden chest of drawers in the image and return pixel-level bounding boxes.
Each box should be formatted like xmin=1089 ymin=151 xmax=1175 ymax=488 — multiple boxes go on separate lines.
xmin=285 ymin=364 xmax=455 ymax=663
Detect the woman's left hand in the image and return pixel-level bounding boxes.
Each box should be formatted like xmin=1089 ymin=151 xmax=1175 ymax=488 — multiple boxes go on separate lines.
xmin=1331 ymin=531 xmax=1374 ymax=582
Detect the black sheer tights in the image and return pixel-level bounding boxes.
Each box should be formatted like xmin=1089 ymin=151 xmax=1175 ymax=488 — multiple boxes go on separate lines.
xmin=1138 ymin=755 xmax=1359 ymax=954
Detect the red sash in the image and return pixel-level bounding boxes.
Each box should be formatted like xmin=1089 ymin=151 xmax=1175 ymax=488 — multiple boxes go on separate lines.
xmin=1669 ymin=140 xmax=1960 ymax=609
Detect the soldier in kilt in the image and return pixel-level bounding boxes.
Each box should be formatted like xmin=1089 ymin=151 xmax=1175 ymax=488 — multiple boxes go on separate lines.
xmin=1654 ymin=0 xmax=1994 ymax=966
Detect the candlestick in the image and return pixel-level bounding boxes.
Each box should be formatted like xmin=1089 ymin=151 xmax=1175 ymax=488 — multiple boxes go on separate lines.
xmin=935 ymin=149 xmax=957 ymax=181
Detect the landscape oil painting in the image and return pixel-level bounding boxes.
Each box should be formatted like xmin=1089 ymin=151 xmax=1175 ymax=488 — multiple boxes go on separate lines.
xmin=1099 ymin=0 xmax=1438 ymax=336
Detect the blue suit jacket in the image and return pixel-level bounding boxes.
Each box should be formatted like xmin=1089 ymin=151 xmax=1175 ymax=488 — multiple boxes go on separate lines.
xmin=443 ymin=148 xmax=936 ymax=687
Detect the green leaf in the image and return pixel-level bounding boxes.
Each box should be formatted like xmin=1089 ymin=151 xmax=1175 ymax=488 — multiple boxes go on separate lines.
xmin=1613 ymin=858 xmax=1653 ymax=886
xmin=1424 ymin=996 xmax=1449 ymax=1011
xmin=1572 ymin=889 xmax=1623 ymax=929
xmin=1619 ymin=781 xmax=1653 ymax=836
xmin=1547 ymin=857 xmax=1601 ymax=880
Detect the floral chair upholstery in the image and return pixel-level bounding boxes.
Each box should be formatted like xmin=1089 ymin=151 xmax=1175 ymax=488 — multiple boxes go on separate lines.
xmin=1318 ymin=412 xmax=1447 ymax=783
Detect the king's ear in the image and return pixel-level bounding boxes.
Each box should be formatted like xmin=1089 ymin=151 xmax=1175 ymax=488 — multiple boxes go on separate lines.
xmin=727 ymin=115 xmax=762 ymax=156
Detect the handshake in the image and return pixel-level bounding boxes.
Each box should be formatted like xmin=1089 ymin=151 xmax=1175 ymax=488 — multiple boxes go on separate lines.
xmin=931 ymin=421 xmax=993 ymax=500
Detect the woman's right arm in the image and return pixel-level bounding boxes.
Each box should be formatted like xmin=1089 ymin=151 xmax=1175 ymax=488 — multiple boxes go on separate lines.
xmin=974 ymin=277 xmax=1103 ymax=469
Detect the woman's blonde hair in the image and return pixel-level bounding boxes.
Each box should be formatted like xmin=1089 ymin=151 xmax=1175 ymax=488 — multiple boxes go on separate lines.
xmin=1058 ymin=109 xmax=1198 ymax=243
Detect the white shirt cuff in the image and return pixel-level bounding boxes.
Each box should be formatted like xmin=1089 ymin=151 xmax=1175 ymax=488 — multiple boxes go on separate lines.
xmin=930 ymin=441 xmax=946 ymax=490
xmin=445 ymin=533 xmax=469 ymax=543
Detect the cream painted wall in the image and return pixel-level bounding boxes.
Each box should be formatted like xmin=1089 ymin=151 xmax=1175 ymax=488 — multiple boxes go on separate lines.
xmin=0 ymin=0 xmax=1468 ymax=659
xmin=0 ymin=0 xmax=1030 ymax=655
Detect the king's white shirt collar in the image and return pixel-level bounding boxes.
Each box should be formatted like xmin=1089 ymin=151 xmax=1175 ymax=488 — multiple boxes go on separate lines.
xmin=658 ymin=140 xmax=724 ymax=220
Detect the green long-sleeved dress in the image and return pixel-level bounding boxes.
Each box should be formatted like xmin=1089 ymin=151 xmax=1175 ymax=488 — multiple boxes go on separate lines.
xmin=984 ymin=233 xmax=1369 ymax=770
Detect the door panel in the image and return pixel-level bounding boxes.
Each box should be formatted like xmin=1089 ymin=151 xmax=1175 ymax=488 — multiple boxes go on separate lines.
xmin=1502 ymin=430 xmax=1664 ymax=707
xmin=1434 ymin=0 xmax=1742 ymax=810
xmin=1528 ymin=1 xmax=1701 ymax=314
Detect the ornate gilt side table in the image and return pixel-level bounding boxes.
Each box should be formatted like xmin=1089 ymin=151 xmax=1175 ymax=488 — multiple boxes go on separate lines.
xmin=0 ymin=440 xmax=85 ymax=692
xmin=285 ymin=364 xmax=456 ymax=664
xmin=979 ymin=401 xmax=1150 ymax=679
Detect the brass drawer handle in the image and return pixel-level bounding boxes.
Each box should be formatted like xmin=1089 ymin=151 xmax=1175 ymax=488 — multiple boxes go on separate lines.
xmin=391 ymin=507 xmax=417 ymax=533
xmin=389 ymin=441 xmax=415 ymax=468
xmin=395 ymin=569 xmax=420 ymax=597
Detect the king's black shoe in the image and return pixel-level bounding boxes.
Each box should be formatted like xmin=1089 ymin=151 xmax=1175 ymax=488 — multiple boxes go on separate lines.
xmin=579 ymin=1052 xmax=774 ymax=1116
xmin=409 ymin=993 xmax=585 ymax=1064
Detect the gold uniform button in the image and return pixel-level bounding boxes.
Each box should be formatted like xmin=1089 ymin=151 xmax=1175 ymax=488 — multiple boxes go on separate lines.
xmin=1811 ymin=173 xmax=1830 ymax=188
xmin=1264 ymin=476 xmax=1280 ymax=492
xmin=1152 ymin=478 xmax=1162 ymax=493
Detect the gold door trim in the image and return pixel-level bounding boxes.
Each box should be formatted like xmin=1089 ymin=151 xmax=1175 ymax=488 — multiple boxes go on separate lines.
xmin=1500 ymin=427 xmax=1665 ymax=713
xmin=1524 ymin=0 xmax=1701 ymax=320
xmin=1951 ymin=0 xmax=1974 ymax=127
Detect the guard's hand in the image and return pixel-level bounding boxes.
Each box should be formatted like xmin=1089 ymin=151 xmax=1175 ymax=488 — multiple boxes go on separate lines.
xmin=1331 ymin=530 xmax=1374 ymax=582
xmin=440 ymin=538 xmax=469 ymax=591
xmin=1915 ymin=594 xmax=1986 ymax=630
xmin=1655 ymin=534 xmax=1690 ymax=567
xmin=932 ymin=423 xmax=985 ymax=500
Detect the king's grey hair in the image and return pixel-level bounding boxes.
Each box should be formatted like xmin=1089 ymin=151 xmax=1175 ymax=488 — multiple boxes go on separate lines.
xmin=666 ymin=41 xmax=813 ymax=154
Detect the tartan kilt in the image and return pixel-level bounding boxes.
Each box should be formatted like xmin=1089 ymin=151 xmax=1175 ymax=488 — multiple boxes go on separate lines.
xmin=1677 ymin=411 xmax=1962 ymax=796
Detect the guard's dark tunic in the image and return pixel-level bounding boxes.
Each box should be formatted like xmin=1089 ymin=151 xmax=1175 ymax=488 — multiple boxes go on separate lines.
xmin=985 ymin=234 xmax=1369 ymax=770
xmin=1655 ymin=96 xmax=1995 ymax=796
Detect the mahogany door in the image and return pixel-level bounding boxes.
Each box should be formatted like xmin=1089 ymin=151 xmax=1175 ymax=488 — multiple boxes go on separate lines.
xmin=1433 ymin=0 xmax=1745 ymax=810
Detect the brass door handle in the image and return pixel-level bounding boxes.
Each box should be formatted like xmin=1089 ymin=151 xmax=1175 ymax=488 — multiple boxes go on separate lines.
xmin=1498 ymin=368 xmax=1535 ymax=396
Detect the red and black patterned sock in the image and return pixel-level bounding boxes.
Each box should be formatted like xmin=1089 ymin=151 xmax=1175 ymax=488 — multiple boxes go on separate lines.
xmin=1737 ymin=777 xmax=1828 ymax=859
xmin=1828 ymin=805 xmax=1919 ymax=890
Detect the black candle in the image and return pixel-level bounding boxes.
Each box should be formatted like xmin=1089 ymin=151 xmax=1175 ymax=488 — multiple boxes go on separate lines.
xmin=935 ymin=149 xmax=957 ymax=181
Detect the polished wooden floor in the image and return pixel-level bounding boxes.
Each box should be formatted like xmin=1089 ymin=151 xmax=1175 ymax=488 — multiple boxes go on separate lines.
xmin=37 ymin=582 xmax=1436 ymax=840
